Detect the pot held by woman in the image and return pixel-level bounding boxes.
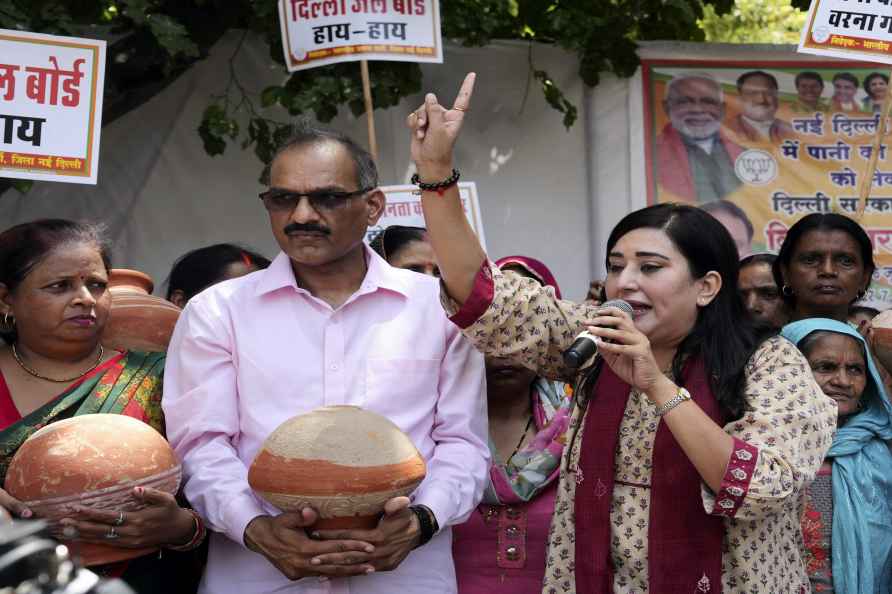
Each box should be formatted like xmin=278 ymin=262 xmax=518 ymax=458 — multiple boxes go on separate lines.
xmin=0 ymin=219 xmax=205 ymax=593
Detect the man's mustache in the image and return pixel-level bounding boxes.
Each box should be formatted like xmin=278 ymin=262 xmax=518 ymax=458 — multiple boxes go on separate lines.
xmin=284 ymin=223 xmax=330 ymax=235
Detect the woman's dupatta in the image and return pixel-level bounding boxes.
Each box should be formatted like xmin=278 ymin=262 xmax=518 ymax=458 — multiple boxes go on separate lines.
xmin=574 ymin=355 xmax=726 ymax=593
xmin=0 ymin=350 xmax=165 ymax=479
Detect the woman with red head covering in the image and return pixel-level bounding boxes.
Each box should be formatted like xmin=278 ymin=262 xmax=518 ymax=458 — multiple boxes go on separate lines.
xmin=493 ymin=256 xmax=562 ymax=299
xmin=452 ymin=256 xmax=571 ymax=594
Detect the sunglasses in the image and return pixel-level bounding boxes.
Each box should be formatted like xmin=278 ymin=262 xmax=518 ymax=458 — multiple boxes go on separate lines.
xmin=258 ymin=187 xmax=372 ymax=212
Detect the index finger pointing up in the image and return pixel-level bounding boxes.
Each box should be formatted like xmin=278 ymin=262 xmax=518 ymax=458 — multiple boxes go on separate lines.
xmin=453 ymin=72 xmax=476 ymax=111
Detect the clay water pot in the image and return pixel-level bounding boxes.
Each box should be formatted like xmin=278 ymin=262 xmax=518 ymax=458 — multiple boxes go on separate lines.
xmin=248 ymin=405 xmax=426 ymax=529
xmin=871 ymin=310 xmax=892 ymax=373
xmin=4 ymin=414 xmax=182 ymax=566
xmin=101 ymin=269 xmax=181 ymax=352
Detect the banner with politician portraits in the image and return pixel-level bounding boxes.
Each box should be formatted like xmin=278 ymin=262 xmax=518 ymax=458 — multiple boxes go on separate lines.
xmin=642 ymin=59 xmax=892 ymax=305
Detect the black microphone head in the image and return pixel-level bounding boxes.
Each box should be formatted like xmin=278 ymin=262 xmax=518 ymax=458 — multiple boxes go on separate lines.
xmin=598 ymin=299 xmax=633 ymax=316
xmin=562 ymin=331 xmax=598 ymax=369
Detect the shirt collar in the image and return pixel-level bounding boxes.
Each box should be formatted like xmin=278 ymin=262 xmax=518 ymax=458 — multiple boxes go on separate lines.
xmin=254 ymin=244 xmax=411 ymax=299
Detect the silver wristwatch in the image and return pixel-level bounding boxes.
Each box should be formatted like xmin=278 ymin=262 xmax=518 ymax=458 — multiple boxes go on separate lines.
xmin=655 ymin=387 xmax=692 ymax=416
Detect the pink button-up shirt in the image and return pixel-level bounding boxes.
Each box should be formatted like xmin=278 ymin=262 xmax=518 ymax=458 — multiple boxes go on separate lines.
xmin=162 ymin=248 xmax=489 ymax=594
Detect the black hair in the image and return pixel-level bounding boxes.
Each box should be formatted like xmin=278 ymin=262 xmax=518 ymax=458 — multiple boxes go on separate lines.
xmin=772 ymin=213 xmax=875 ymax=308
xmin=368 ymin=226 xmax=428 ymax=263
xmin=849 ymin=304 xmax=881 ymax=319
xmin=736 ymin=70 xmax=778 ymax=92
xmin=165 ymin=243 xmax=271 ymax=302
xmin=863 ymin=72 xmax=890 ymax=98
xmin=833 ymin=72 xmax=859 ymax=87
xmin=701 ymin=200 xmax=754 ymax=242
xmin=0 ymin=219 xmax=111 ymax=343
xmin=739 ymin=253 xmax=777 ymax=269
xmin=795 ymin=71 xmax=824 ymax=89
xmin=599 ymin=203 xmax=762 ymax=420
xmin=261 ymin=121 xmax=378 ymax=190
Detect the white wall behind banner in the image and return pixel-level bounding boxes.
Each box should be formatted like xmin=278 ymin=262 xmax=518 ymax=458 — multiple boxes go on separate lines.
xmin=0 ymin=35 xmax=837 ymax=301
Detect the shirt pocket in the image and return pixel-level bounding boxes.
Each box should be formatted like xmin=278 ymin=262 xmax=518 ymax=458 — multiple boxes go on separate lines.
xmin=363 ymin=358 xmax=440 ymax=426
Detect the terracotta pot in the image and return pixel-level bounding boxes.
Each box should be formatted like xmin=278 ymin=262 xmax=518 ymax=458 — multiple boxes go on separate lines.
xmin=248 ymin=406 xmax=426 ymax=529
xmin=4 ymin=414 xmax=181 ymax=566
xmin=101 ymin=269 xmax=181 ymax=353
xmin=871 ymin=310 xmax=892 ymax=373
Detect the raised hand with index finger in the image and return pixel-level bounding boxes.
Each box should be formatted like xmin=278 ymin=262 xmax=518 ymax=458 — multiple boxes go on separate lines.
xmin=407 ymin=73 xmax=475 ymax=177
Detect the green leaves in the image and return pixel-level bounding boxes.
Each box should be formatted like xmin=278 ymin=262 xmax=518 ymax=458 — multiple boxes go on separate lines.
xmin=121 ymin=0 xmax=199 ymax=58
xmin=0 ymin=0 xmax=768 ymax=187
xmin=699 ymin=0 xmax=806 ymax=43
xmin=534 ymin=70 xmax=577 ymax=129
xmin=0 ymin=0 xmax=29 ymax=29
xmin=198 ymin=103 xmax=239 ymax=156
xmin=207 ymin=61 xmax=422 ymax=169
xmin=144 ymin=13 xmax=199 ymax=58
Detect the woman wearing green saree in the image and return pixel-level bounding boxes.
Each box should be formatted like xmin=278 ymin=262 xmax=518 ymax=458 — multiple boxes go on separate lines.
xmin=0 ymin=219 xmax=203 ymax=593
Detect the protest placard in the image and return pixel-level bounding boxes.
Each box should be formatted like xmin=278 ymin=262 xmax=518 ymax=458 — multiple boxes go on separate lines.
xmin=277 ymin=0 xmax=442 ymax=72
xmin=365 ymin=182 xmax=486 ymax=250
xmin=0 ymin=29 xmax=106 ymax=185
xmin=799 ymin=0 xmax=892 ymax=64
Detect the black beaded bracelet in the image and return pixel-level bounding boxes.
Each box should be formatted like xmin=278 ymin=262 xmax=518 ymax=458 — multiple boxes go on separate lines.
xmin=409 ymin=504 xmax=438 ymax=547
xmin=410 ymin=169 xmax=460 ymax=194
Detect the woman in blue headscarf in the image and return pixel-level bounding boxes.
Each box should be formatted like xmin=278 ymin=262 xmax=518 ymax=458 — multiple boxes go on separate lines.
xmin=782 ymin=318 xmax=892 ymax=594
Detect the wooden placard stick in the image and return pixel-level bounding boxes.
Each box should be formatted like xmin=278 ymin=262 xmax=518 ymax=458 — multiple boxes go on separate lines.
xmin=857 ymin=67 xmax=892 ymax=220
xmin=360 ymin=60 xmax=379 ymax=162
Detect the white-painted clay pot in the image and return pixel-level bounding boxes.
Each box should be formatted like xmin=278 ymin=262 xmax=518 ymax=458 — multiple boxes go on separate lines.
xmin=249 ymin=405 xmax=426 ymax=529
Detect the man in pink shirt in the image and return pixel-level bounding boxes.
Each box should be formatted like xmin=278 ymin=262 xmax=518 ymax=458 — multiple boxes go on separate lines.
xmin=162 ymin=125 xmax=489 ymax=593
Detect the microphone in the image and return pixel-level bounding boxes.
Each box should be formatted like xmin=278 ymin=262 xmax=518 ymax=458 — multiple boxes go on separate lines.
xmin=562 ymin=299 xmax=634 ymax=369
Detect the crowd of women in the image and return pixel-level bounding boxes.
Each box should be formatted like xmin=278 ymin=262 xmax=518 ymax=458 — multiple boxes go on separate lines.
xmin=0 ymin=71 xmax=890 ymax=593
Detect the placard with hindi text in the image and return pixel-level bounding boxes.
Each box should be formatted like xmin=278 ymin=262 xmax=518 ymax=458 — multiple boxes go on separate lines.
xmin=364 ymin=182 xmax=486 ymax=250
xmin=799 ymin=0 xmax=892 ymax=64
xmin=0 ymin=29 xmax=106 ymax=185
xmin=278 ymin=0 xmax=442 ymax=72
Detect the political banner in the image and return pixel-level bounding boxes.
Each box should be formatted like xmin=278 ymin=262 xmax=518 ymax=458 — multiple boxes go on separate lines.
xmin=642 ymin=59 xmax=892 ymax=305
xmin=365 ymin=182 xmax=486 ymax=250
xmin=278 ymin=0 xmax=442 ymax=72
xmin=0 ymin=28 xmax=106 ymax=185
xmin=799 ymin=0 xmax=892 ymax=64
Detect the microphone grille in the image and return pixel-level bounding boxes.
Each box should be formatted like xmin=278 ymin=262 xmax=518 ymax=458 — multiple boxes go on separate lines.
xmin=599 ymin=299 xmax=633 ymax=316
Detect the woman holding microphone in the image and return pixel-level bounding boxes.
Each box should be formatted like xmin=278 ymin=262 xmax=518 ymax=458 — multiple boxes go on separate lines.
xmin=404 ymin=74 xmax=837 ymax=594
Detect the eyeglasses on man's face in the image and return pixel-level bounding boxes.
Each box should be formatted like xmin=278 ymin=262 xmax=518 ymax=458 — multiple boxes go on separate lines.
xmin=258 ymin=187 xmax=372 ymax=213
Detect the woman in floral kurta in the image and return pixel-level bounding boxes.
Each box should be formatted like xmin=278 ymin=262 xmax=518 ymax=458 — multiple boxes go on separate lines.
xmin=443 ymin=261 xmax=836 ymax=593
xmin=405 ymin=73 xmax=837 ymax=594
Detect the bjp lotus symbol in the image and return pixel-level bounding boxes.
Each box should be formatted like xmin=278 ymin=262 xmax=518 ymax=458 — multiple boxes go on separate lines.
xmin=735 ymin=149 xmax=778 ymax=186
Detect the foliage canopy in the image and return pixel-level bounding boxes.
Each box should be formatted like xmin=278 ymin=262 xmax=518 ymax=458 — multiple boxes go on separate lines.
xmin=2 ymin=0 xmax=779 ymax=182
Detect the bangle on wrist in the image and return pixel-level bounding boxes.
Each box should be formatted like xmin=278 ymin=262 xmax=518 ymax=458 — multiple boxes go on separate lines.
xmin=409 ymin=505 xmax=438 ymax=547
xmin=166 ymin=508 xmax=207 ymax=551
xmin=411 ymin=169 xmax=460 ymax=195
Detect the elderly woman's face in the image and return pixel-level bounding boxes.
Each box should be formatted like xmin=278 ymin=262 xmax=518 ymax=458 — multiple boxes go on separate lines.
xmin=606 ymin=228 xmax=716 ymax=348
xmin=805 ymin=332 xmax=867 ymax=419
xmin=1 ymin=242 xmax=110 ymax=349
xmin=783 ymin=229 xmax=870 ymax=315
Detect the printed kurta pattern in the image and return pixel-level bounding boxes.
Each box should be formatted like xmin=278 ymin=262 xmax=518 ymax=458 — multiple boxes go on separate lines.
xmin=443 ymin=262 xmax=837 ymax=594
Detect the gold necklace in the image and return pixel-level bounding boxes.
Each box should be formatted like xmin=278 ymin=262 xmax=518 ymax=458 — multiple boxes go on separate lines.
xmin=11 ymin=343 xmax=105 ymax=383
